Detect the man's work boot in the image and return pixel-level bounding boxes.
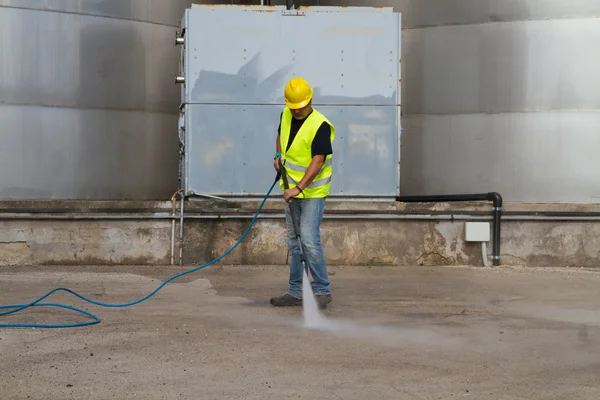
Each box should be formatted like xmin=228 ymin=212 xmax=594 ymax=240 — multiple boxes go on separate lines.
xmin=315 ymin=294 xmax=332 ymax=310
xmin=270 ymin=294 xmax=302 ymax=307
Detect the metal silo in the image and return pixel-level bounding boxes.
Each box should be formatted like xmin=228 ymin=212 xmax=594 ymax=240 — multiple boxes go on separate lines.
xmin=0 ymin=0 xmax=197 ymax=199
xmin=309 ymin=0 xmax=600 ymax=202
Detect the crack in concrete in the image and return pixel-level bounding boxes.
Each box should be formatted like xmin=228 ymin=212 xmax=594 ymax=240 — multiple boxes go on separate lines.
xmin=503 ymin=253 xmax=528 ymax=265
xmin=418 ymin=250 xmax=453 ymax=265
xmin=417 ymin=222 xmax=455 ymax=265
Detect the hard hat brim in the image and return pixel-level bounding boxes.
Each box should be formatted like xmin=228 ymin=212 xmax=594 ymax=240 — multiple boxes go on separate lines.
xmin=284 ymin=91 xmax=313 ymax=109
xmin=285 ymin=99 xmax=311 ymax=109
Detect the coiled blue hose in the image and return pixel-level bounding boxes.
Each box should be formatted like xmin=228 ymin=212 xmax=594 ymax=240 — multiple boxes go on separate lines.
xmin=0 ymin=179 xmax=278 ymax=329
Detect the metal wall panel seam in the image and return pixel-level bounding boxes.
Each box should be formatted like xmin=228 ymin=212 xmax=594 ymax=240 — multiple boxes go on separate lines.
xmin=0 ymin=103 xmax=179 ymax=115
xmin=400 ymin=16 xmax=600 ymax=30
xmin=0 ymin=4 xmax=186 ymax=27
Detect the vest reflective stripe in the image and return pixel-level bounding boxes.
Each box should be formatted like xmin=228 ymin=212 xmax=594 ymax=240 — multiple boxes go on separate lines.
xmin=284 ymin=158 xmax=332 ymax=173
xmin=307 ymin=176 xmax=332 ymax=189
xmin=279 ymin=107 xmax=336 ymax=198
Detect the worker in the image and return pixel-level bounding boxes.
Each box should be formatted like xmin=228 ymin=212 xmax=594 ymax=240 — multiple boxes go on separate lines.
xmin=270 ymin=77 xmax=336 ymax=310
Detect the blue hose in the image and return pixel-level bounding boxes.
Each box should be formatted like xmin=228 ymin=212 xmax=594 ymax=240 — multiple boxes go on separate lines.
xmin=0 ymin=180 xmax=278 ymax=329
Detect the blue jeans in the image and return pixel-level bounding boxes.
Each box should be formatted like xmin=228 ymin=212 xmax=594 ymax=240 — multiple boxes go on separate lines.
xmin=285 ymin=197 xmax=330 ymax=299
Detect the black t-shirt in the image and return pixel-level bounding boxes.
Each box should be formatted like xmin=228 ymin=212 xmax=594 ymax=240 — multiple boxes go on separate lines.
xmin=277 ymin=110 xmax=333 ymax=158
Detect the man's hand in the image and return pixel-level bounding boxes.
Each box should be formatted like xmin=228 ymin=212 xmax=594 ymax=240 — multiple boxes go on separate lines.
xmin=274 ymin=157 xmax=281 ymax=172
xmin=283 ymin=187 xmax=301 ymax=202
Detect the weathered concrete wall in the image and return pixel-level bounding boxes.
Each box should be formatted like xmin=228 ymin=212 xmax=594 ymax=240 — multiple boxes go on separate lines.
xmin=182 ymin=219 xmax=478 ymax=266
xmin=183 ymin=219 xmax=600 ymax=268
xmin=0 ymin=220 xmax=173 ymax=266
xmin=1 ymin=199 xmax=600 ymax=268
xmin=502 ymin=222 xmax=600 ymax=267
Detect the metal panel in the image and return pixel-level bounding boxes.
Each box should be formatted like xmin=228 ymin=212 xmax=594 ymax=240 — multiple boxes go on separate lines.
xmin=0 ymin=0 xmax=193 ymax=26
xmin=0 ymin=105 xmax=178 ymax=199
xmin=313 ymin=0 xmax=600 ymax=202
xmin=402 ymin=18 xmax=600 ymax=115
xmin=0 ymin=2 xmax=194 ymax=199
xmin=398 ymin=13 xmax=600 ymax=202
xmin=1 ymin=8 xmax=180 ymax=113
xmin=184 ymin=5 xmax=399 ymax=106
xmin=395 ymin=0 xmax=600 ymax=28
xmin=181 ymin=5 xmax=401 ymax=199
xmin=183 ymin=104 xmax=399 ymax=197
xmin=313 ymin=0 xmax=600 ymax=28
xmin=402 ymin=113 xmax=600 ymax=202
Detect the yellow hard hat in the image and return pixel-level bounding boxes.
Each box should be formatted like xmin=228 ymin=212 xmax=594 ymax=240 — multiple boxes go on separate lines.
xmin=284 ymin=77 xmax=313 ymax=109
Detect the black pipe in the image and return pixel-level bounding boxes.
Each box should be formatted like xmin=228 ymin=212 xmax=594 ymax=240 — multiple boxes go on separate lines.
xmin=396 ymin=192 xmax=503 ymax=266
xmin=3 ymin=206 xmax=600 ymax=218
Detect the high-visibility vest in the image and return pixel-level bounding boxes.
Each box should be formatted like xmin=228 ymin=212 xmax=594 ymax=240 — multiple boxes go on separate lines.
xmin=279 ymin=107 xmax=336 ymax=198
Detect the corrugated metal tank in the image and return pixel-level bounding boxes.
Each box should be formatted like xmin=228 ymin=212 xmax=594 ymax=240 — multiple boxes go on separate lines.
xmin=310 ymin=0 xmax=600 ymax=202
xmin=0 ymin=0 xmax=197 ymax=199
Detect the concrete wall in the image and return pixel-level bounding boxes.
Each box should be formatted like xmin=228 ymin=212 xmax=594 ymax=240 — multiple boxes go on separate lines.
xmin=0 ymin=220 xmax=172 ymax=266
xmin=1 ymin=199 xmax=600 ymax=268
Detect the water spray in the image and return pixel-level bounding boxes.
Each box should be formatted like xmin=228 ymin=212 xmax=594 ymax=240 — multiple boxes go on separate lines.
xmin=277 ymin=159 xmax=328 ymax=327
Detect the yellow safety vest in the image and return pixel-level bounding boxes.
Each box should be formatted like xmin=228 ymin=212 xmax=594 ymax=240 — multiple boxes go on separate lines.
xmin=279 ymin=107 xmax=336 ymax=198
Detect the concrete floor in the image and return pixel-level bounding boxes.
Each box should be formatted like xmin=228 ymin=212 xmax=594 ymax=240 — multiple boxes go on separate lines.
xmin=0 ymin=264 xmax=599 ymax=400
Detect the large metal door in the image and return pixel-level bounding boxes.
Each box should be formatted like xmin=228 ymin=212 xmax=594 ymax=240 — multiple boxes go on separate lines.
xmin=178 ymin=5 xmax=401 ymax=199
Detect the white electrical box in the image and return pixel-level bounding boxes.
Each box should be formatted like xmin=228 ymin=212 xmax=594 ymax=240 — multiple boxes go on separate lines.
xmin=465 ymin=222 xmax=490 ymax=242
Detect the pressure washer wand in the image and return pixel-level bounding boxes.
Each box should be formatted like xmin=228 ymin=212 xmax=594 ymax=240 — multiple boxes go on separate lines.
xmin=277 ymin=159 xmax=309 ymax=276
